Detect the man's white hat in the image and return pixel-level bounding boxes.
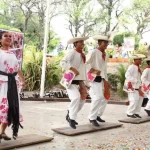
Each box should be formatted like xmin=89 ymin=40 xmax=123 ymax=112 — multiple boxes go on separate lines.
xmin=67 ymin=37 xmax=89 ymax=44
xmin=144 ymin=57 xmax=150 ymax=61
xmin=92 ymin=35 xmax=112 ymax=42
xmin=131 ymin=54 xmax=146 ymax=59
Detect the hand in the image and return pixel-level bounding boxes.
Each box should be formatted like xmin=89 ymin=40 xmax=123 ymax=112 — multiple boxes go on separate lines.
xmin=93 ymin=70 xmax=101 ymax=76
xmin=139 ymin=89 xmax=144 ymax=97
xmin=21 ymin=79 xmax=25 ymax=88
xmin=70 ymin=67 xmax=79 ymax=76
xmin=128 ymin=82 xmax=134 ymax=91
xmin=79 ymin=81 xmax=88 ymax=100
xmin=90 ymin=68 xmax=101 ymax=75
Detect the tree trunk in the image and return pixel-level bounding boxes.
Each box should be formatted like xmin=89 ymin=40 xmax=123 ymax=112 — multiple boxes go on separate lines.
xmin=105 ymin=0 xmax=113 ymax=34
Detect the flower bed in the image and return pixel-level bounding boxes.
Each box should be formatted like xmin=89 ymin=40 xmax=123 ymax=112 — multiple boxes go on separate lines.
xmin=108 ymin=58 xmax=128 ymax=63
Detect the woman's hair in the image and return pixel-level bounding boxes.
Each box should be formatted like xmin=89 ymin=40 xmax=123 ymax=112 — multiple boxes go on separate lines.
xmin=0 ymin=31 xmax=7 ymax=48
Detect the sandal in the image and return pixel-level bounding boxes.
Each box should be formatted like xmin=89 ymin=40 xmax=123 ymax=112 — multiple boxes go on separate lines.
xmin=0 ymin=133 xmax=11 ymax=141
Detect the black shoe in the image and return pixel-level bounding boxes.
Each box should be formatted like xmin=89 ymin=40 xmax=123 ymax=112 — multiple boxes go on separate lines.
xmin=97 ymin=116 xmax=105 ymax=122
xmin=66 ymin=111 xmax=69 ymax=122
xmin=66 ymin=111 xmax=78 ymax=125
xmin=127 ymin=114 xmax=137 ymax=118
xmin=134 ymin=114 xmax=142 ymax=118
xmin=69 ymin=119 xmax=76 ymax=129
xmin=89 ymin=120 xmax=100 ymax=127
xmin=145 ymin=109 xmax=150 ymax=116
xmin=0 ymin=133 xmax=11 ymax=141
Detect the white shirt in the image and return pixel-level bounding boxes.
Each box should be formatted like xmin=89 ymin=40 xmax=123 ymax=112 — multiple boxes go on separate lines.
xmin=141 ymin=68 xmax=150 ymax=86
xmin=86 ymin=49 xmax=108 ymax=80
xmin=125 ymin=64 xmax=141 ymax=89
xmin=60 ymin=49 xmax=86 ymax=80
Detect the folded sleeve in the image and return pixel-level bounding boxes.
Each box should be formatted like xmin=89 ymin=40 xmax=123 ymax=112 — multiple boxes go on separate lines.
xmin=125 ymin=66 xmax=137 ymax=83
xmin=60 ymin=50 xmax=74 ymax=71
xmin=141 ymin=69 xmax=150 ymax=86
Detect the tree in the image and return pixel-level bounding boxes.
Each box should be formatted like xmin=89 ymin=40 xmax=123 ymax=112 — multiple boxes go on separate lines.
xmin=0 ymin=0 xmax=64 ymax=50
xmin=113 ymin=32 xmax=140 ymax=49
xmin=33 ymin=0 xmax=64 ymax=49
xmin=96 ymin=0 xmax=124 ymax=34
xmin=64 ymin=0 xmax=101 ymax=37
xmin=124 ymin=0 xmax=150 ymax=38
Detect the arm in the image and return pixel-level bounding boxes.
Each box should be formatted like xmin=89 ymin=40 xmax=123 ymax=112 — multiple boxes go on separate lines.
xmin=86 ymin=50 xmax=93 ymax=65
xmin=125 ymin=66 xmax=138 ymax=83
xmin=141 ymin=69 xmax=150 ymax=86
xmin=60 ymin=50 xmax=79 ymax=75
xmin=86 ymin=50 xmax=100 ymax=75
xmin=18 ymin=69 xmax=25 ymax=87
xmin=60 ymin=50 xmax=74 ymax=70
xmin=104 ymin=55 xmax=108 ymax=81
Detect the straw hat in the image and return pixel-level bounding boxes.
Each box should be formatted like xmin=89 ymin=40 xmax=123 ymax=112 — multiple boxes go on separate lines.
xmin=131 ymin=54 xmax=146 ymax=59
xmin=92 ymin=35 xmax=112 ymax=42
xmin=144 ymin=57 xmax=150 ymax=61
xmin=67 ymin=37 xmax=89 ymax=44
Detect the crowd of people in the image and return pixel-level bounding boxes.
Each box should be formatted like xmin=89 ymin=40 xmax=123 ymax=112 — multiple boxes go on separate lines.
xmin=0 ymin=30 xmax=150 ymax=143
xmin=60 ymin=35 xmax=150 ymax=129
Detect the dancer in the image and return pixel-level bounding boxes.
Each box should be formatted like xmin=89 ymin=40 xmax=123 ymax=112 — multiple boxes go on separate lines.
xmin=141 ymin=57 xmax=150 ymax=116
xmin=0 ymin=31 xmax=24 ymax=141
xmin=60 ymin=37 xmax=88 ymax=129
xmin=86 ymin=35 xmax=111 ymax=127
xmin=125 ymin=54 xmax=145 ymax=118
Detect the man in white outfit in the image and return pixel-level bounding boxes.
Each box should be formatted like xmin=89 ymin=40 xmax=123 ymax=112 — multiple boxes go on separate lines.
xmin=86 ymin=35 xmax=111 ymax=127
xmin=60 ymin=37 xmax=88 ymax=129
xmin=141 ymin=57 xmax=150 ymax=116
xmin=125 ymin=54 xmax=145 ymax=118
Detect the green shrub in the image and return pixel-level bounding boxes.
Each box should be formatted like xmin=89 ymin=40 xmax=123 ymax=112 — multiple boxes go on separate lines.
xmin=106 ymin=49 xmax=115 ymax=58
xmin=116 ymin=64 xmax=128 ymax=98
xmin=113 ymin=32 xmax=140 ymax=49
xmin=22 ymin=44 xmax=63 ymax=91
xmin=0 ymin=24 xmax=20 ymax=32
xmin=107 ymin=73 xmax=119 ymax=91
xmin=136 ymin=44 xmax=148 ymax=55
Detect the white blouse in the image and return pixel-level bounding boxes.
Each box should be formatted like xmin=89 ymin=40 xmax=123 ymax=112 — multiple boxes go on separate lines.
xmin=0 ymin=50 xmax=20 ymax=82
xmin=60 ymin=49 xmax=87 ymax=80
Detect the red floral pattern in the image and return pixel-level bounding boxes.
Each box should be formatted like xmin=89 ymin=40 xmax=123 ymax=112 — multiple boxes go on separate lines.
xmin=0 ymin=97 xmax=23 ymax=123
xmin=0 ymin=51 xmax=23 ymax=123
xmin=4 ymin=60 xmax=19 ymax=73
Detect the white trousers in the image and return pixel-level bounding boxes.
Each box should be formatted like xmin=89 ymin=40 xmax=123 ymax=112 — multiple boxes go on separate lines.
xmin=126 ymin=91 xmax=143 ymax=115
xmin=88 ymin=81 xmax=107 ymax=120
xmin=145 ymin=94 xmax=150 ymax=110
xmin=67 ymin=84 xmax=86 ymax=120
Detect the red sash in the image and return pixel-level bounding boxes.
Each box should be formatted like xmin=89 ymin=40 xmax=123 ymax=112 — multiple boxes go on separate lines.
xmin=133 ymin=63 xmax=142 ymax=74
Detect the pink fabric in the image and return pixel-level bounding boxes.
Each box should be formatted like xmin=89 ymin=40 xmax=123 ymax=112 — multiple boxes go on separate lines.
xmin=0 ymin=50 xmax=23 ymax=124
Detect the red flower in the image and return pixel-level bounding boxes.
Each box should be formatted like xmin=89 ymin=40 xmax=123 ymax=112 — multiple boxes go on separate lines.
xmin=9 ymin=68 xmax=13 ymax=73
xmin=0 ymin=105 xmax=5 ymax=110
xmin=0 ymin=116 xmax=3 ymax=120
xmin=4 ymin=60 xmax=7 ymax=65
xmin=2 ymin=98 xmax=7 ymax=104
xmin=2 ymin=107 xmax=8 ymax=113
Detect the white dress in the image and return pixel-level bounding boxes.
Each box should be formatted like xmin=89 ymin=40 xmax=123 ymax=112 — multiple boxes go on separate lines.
xmin=0 ymin=50 xmax=23 ymax=123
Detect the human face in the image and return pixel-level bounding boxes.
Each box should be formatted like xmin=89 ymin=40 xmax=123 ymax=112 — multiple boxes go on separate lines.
xmin=76 ymin=40 xmax=85 ymax=49
xmin=99 ymin=40 xmax=109 ymax=51
xmin=0 ymin=32 xmax=12 ymax=47
xmin=134 ymin=58 xmax=142 ymax=65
